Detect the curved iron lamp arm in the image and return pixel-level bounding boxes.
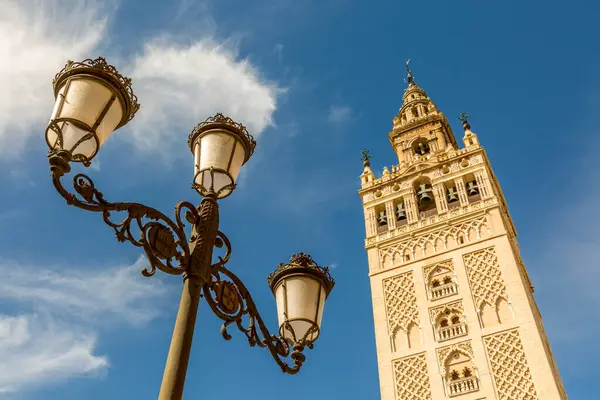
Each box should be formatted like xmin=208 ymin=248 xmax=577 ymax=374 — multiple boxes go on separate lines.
xmin=49 ymin=152 xmax=307 ymax=375
xmin=202 ymin=232 xmax=306 ymax=374
xmin=49 ymin=152 xmax=197 ymax=277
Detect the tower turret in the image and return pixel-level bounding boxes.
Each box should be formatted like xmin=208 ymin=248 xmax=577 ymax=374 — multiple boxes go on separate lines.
xmin=390 ymin=61 xmax=458 ymax=167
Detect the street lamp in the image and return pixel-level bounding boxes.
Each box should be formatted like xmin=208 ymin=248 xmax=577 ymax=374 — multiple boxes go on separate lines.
xmin=45 ymin=57 xmax=335 ymax=400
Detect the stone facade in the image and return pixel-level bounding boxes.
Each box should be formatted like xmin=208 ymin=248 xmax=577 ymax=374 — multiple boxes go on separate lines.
xmin=359 ymin=66 xmax=567 ymax=400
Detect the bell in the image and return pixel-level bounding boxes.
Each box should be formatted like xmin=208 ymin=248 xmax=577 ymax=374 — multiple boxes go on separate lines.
xmin=416 ymin=142 xmax=429 ymax=155
xmin=377 ymin=211 xmax=388 ymax=226
xmin=417 ymin=184 xmax=434 ymax=206
xmin=447 ymin=187 xmax=459 ymax=203
xmin=396 ymin=203 xmax=406 ymax=221
xmin=467 ymin=181 xmax=479 ymax=195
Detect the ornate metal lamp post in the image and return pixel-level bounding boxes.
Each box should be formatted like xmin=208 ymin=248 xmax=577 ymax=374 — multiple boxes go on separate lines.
xmin=45 ymin=58 xmax=335 ymax=400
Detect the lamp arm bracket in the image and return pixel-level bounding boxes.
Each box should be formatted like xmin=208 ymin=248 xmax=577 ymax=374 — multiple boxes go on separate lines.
xmin=202 ymin=233 xmax=305 ymax=375
xmin=50 ymin=166 xmax=197 ymax=277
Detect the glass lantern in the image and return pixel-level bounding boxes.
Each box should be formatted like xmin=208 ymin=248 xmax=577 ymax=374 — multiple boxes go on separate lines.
xmin=267 ymin=253 xmax=335 ymax=345
xmin=188 ymin=114 xmax=256 ymax=199
xmin=46 ymin=58 xmax=139 ymax=165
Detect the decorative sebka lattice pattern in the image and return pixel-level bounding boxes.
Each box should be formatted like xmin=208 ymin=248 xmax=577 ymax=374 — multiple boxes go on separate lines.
xmin=379 ymin=216 xmax=488 ymax=266
xmin=484 ymin=329 xmax=539 ymax=400
xmin=463 ymin=247 xmax=508 ymax=310
xmin=393 ymin=353 xmax=432 ymax=400
xmin=383 ymin=272 xmax=419 ymax=334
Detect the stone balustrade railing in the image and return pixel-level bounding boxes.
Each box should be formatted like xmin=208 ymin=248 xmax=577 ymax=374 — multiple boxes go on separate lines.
xmin=448 ymin=376 xmax=478 ymax=397
xmin=437 ymin=322 xmax=467 ymax=342
xmin=430 ymin=282 xmax=458 ymax=300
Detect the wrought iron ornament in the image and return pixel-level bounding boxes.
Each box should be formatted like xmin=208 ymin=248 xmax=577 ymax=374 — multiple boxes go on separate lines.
xmin=46 ymin=58 xmax=334 ymax=398
xmin=48 ymin=148 xmax=317 ymax=375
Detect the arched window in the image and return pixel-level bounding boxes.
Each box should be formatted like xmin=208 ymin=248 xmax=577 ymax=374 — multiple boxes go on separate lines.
xmin=444 ymin=352 xmax=479 ymax=396
xmin=436 ymin=310 xmax=467 ymax=342
xmin=427 ymin=265 xmax=458 ymax=300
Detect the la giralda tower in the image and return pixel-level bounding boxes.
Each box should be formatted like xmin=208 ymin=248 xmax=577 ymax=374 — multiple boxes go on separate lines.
xmin=358 ymin=62 xmax=567 ymax=400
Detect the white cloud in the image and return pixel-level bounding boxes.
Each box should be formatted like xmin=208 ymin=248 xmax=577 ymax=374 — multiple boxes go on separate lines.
xmin=0 ymin=315 xmax=108 ymax=394
xmin=327 ymin=105 xmax=352 ymax=123
xmin=0 ymin=255 xmax=167 ymax=325
xmin=127 ymin=37 xmax=281 ymax=156
xmin=0 ymin=1 xmax=282 ymax=163
xmin=0 ymin=255 xmax=168 ymax=393
xmin=0 ymin=0 xmax=108 ymax=159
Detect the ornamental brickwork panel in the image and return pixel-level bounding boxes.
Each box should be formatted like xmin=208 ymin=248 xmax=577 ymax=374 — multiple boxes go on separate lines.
xmin=463 ymin=246 xmax=508 ymax=310
xmin=383 ymin=271 xmax=419 ymax=335
xmin=393 ymin=353 xmax=432 ymax=400
xmin=484 ymin=329 xmax=539 ymax=400
xmin=379 ymin=216 xmax=489 ymax=268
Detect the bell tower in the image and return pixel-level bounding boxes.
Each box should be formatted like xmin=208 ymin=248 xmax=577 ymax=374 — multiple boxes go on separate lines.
xmin=359 ymin=61 xmax=567 ymax=400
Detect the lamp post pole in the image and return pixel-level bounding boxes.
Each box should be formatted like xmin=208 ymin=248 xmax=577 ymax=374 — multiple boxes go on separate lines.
xmin=44 ymin=58 xmax=335 ymax=400
xmin=159 ymin=196 xmax=219 ymax=399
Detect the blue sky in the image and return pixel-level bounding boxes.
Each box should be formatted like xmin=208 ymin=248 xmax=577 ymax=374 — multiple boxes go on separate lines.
xmin=0 ymin=0 xmax=599 ymax=399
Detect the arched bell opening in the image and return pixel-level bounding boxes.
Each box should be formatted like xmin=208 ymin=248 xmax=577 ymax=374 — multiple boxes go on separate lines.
xmin=444 ymin=180 xmax=460 ymax=210
xmin=393 ymin=199 xmax=408 ymax=227
xmin=412 ymin=137 xmax=431 ymax=158
xmin=464 ymin=173 xmax=481 ymax=203
xmin=413 ymin=177 xmax=437 ymax=218
xmin=375 ymin=204 xmax=388 ymax=233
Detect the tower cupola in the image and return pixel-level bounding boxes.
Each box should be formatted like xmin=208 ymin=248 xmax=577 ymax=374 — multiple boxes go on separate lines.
xmin=389 ymin=60 xmax=458 ymax=166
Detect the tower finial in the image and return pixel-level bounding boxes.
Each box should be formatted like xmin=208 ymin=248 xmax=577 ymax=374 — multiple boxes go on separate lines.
xmin=458 ymin=112 xmax=471 ymax=131
xmin=361 ymin=148 xmax=372 ymax=167
xmin=405 ymin=59 xmax=415 ymax=86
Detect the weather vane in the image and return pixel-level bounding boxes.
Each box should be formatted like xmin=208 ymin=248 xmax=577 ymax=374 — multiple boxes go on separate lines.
xmin=405 ymin=58 xmax=415 ymax=85
xmin=361 ymin=149 xmax=372 ymax=167
xmin=458 ymin=112 xmax=471 ymax=130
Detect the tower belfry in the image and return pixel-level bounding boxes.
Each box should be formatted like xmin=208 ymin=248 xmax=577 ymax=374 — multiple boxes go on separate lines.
xmin=359 ymin=63 xmax=567 ymax=400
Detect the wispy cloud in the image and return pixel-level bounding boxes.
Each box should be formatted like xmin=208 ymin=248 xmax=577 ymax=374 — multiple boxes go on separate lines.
xmin=327 ymin=105 xmax=353 ymax=124
xmin=128 ymin=37 xmax=282 ymax=158
xmin=0 ymin=255 xmax=168 ymax=393
xmin=0 ymin=314 xmax=108 ymax=394
xmin=0 ymin=0 xmax=108 ymax=159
